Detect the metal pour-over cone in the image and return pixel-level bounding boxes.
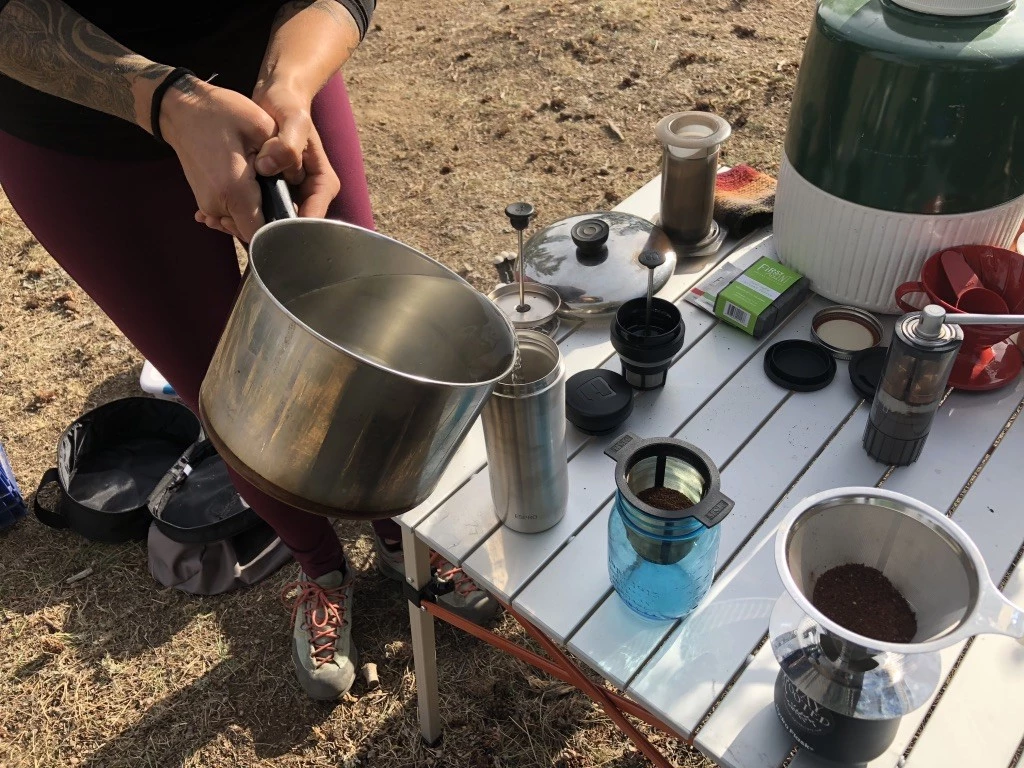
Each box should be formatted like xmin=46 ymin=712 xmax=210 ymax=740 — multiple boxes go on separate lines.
xmin=770 ymin=487 xmax=1024 ymax=720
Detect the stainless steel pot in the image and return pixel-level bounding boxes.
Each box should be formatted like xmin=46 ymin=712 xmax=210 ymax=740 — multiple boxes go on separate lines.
xmin=199 ymin=178 xmax=517 ymax=520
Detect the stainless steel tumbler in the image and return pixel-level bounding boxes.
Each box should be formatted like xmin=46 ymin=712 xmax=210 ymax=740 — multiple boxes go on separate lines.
xmin=481 ymin=330 xmax=568 ymax=533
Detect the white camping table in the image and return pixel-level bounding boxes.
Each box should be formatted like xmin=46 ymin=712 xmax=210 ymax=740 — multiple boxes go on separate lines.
xmin=399 ymin=176 xmax=1024 ymax=768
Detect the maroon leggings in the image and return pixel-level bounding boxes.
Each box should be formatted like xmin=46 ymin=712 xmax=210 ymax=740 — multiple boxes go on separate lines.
xmin=0 ymin=74 xmax=401 ymax=578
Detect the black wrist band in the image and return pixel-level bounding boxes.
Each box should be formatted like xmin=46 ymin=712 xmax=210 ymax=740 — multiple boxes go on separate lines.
xmin=150 ymin=67 xmax=195 ymax=144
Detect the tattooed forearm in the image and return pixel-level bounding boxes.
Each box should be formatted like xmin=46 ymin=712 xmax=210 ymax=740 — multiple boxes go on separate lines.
xmin=272 ymin=0 xmax=359 ymax=35
xmin=256 ymin=0 xmax=361 ymax=98
xmin=0 ymin=0 xmax=171 ymax=126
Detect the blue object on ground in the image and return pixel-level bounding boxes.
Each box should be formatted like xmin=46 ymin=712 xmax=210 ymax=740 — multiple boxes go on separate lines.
xmin=0 ymin=441 xmax=27 ymax=530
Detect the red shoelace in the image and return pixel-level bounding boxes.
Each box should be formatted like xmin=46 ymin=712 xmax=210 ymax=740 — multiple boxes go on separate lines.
xmin=430 ymin=553 xmax=479 ymax=597
xmin=281 ymin=578 xmax=349 ymax=667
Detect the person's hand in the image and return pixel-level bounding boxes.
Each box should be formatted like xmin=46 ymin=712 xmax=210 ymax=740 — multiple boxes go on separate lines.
xmin=252 ymin=85 xmax=341 ymax=219
xmin=158 ymin=78 xmax=278 ymax=242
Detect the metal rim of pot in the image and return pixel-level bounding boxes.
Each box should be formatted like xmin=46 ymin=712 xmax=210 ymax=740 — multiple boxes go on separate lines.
xmin=774 ymin=486 xmax=1024 ymax=655
xmin=248 ymin=218 xmax=517 ymax=390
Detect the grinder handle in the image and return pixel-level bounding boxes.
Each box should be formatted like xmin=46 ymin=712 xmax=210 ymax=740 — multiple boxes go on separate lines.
xmin=258 ymin=174 xmax=299 ymax=224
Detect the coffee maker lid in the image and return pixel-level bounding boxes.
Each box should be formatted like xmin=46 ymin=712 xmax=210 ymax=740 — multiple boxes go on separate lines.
xmin=889 ymin=0 xmax=1013 ymax=16
xmin=522 ymin=211 xmax=677 ymax=318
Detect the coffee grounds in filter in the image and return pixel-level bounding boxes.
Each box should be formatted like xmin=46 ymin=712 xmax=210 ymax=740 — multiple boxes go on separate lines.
xmin=637 ymin=486 xmax=694 ymax=511
xmin=812 ymin=563 xmax=917 ymax=644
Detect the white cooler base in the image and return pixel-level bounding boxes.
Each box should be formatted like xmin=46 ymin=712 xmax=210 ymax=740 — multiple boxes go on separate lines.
xmin=140 ymin=360 xmax=178 ymax=400
xmin=774 ymin=154 xmax=1024 ymax=314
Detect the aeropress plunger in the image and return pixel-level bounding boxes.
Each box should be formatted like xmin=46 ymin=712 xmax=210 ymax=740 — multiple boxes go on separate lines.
xmin=610 ymin=251 xmax=685 ymax=390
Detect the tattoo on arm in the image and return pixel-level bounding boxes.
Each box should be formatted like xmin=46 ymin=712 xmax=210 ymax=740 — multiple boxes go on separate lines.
xmin=274 ymin=0 xmax=358 ymax=32
xmin=272 ymin=0 xmax=360 ymax=52
xmin=0 ymin=0 xmax=171 ymax=126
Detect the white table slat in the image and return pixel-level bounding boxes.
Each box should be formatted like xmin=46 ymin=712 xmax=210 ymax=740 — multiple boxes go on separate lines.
xmin=399 ymin=423 xmax=488 ymax=529
xmin=506 ymin=502 xmax=615 ymax=643
xmin=902 ymin=411 xmax=1024 ymax=768
xmin=612 ymin=175 xmax=662 ymax=218
xmin=881 ymin=381 xmax=1024 ymax=509
xmin=694 ymin=642 xmax=795 ymax=768
xmin=695 ymin=387 xmax=1024 ymax=768
xmin=624 ymin=403 xmax=878 ymax=734
xmin=513 ymin=295 xmax=822 ymax=644
xmin=903 ymin=563 xmax=1024 ymax=768
xmin=462 ymin=296 xmax=823 ymax=604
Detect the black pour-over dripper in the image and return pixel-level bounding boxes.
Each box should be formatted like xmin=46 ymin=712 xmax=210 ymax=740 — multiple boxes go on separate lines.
xmin=610 ymin=250 xmax=685 ymax=390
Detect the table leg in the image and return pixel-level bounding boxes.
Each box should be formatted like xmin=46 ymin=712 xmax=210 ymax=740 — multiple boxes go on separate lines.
xmin=402 ymin=527 xmax=443 ymax=746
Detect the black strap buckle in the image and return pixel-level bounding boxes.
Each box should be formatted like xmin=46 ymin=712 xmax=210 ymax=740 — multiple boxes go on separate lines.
xmin=403 ymin=568 xmax=456 ymax=607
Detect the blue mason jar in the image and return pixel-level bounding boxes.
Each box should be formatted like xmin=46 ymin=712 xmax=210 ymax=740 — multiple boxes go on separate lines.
xmin=604 ymin=432 xmax=733 ymax=621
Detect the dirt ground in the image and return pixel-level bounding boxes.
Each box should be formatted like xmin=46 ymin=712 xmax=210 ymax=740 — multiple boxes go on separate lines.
xmin=0 ymin=0 xmax=813 ymax=765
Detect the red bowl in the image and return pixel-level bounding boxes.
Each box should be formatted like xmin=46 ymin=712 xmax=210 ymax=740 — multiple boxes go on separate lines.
xmin=895 ymin=244 xmax=1024 ymax=346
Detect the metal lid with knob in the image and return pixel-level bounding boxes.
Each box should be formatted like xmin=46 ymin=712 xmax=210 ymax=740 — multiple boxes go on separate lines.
xmin=521 ymin=211 xmax=677 ymax=319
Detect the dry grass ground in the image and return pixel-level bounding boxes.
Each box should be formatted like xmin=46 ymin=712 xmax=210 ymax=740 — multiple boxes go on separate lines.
xmin=0 ymin=0 xmax=813 ymax=764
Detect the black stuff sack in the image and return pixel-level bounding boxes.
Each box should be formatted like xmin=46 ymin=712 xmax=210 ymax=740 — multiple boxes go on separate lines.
xmin=33 ymin=398 xmax=200 ymax=543
xmin=146 ymin=438 xmax=292 ymax=595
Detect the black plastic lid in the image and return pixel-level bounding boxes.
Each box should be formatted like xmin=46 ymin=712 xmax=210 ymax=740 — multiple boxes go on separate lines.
xmin=849 ymin=345 xmax=888 ymax=401
xmin=566 ymin=369 xmax=634 ymax=435
xmin=763 ymin=340 xmax=837 ymax=393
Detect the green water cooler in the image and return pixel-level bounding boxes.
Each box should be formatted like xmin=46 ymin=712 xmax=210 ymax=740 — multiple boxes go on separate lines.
xmin=774 ymin=0 xmax=1024 ymax=313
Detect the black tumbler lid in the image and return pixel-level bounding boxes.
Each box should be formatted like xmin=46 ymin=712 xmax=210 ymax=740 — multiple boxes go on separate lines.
xmin=763 ymin=340 xmax=837 ymax=392
xmin=566 ymin=369 xmax=634 ymax=435
xmin=849 ymin=346 xmax=888 ymax=401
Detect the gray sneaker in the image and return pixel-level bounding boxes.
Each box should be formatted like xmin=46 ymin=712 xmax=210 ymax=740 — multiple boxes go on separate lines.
xmin=373 ymin=533 xmax=501 ymax=625
xmin=282 ymin=568 xmax=357 ymax=701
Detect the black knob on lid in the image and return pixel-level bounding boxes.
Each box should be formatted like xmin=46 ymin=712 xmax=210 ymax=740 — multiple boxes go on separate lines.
xmin=639 ymin=249 xmax=666 ymax=269
xmin=571 ymin=218 xmax=610 ymax=255
xmin=505 ymin=202 xmax=535 ymax=231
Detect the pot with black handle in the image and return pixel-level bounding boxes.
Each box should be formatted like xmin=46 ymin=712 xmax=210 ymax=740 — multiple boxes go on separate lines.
xmin=199 ymin=177 xmax=517 ymax=520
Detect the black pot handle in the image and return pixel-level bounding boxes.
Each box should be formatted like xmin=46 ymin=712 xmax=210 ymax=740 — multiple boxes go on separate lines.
xmin=32 ymin=467 xmax=68 ymax=529
xmin=258 ymin=174 xmax=298 ymax=224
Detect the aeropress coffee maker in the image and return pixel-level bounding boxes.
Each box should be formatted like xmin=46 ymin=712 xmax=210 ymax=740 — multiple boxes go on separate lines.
xmin=771 ymin=487 xmax=1024 ymax=763
xmin=610 ymin=251 xmax=685 ymax=390
xmin=655 ymin=111 xmax=731 ymax=257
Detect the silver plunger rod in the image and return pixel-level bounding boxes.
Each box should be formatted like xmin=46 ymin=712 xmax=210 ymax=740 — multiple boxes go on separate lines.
xmin=639 ymin=250 xmax=666 ymax=336
xmin=518 ymin=229 xmax=526 ymax=310
xmin=504 ymin=202 xmax=536 ymax=313
xmin=645 ymin=268 xmax=654 ymax=334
